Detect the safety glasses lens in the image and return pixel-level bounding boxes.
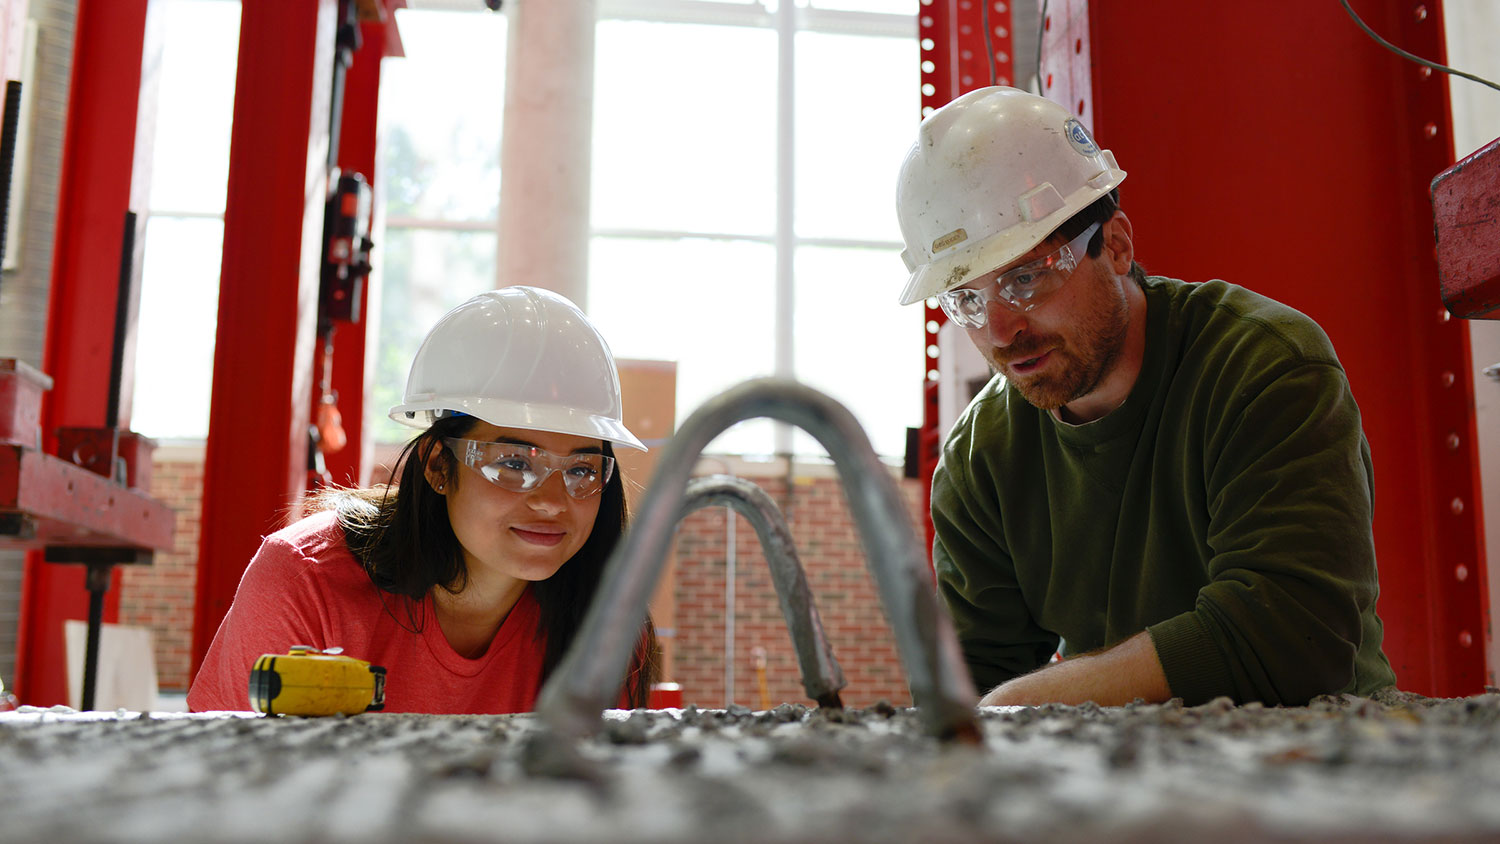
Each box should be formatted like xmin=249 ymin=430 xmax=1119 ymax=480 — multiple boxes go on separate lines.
xmin=446 ymin=439 xmax=614 ymax=499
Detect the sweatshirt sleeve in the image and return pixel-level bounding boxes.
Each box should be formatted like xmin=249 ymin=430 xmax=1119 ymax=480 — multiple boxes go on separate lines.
xmin=932 ymin=451 xmax=1060 ymax=693
xmin=186 ymin=534 xmax=329 ymax=712
xmin=1147 ymin=360 xmax=1381 ymax=705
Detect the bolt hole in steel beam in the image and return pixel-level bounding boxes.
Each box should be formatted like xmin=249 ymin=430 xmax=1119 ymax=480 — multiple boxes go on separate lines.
xmin=680 ymin=474 xmax=847 ymax=709
xmin=535 ymin=379 xmax=979 ymax=742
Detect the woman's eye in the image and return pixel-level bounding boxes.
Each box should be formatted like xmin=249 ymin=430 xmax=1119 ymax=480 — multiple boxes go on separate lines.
xmin=566 ymin=464 xmax=597 ymax=478
xmin=496 ymin=458 xmax=530 ymax=472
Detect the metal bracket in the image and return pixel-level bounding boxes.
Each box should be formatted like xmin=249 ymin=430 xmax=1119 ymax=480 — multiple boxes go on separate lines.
xmin=535 ymin=379 xmax=979 ymax=742
xmin=680 ymin=475 xmax=846 ymax=709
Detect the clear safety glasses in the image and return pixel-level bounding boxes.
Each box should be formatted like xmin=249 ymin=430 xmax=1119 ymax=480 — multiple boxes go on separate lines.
xmin=937 ymin=221 xmax=1102 ymax=328
xmin=443 ymin=438 xmax=615 ymax=500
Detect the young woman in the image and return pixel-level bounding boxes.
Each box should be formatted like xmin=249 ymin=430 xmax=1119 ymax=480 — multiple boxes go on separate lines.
xmin=188 ymin=286 xmax=657 ymax=713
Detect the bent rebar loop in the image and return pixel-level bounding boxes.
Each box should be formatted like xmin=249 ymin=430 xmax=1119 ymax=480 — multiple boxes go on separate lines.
xmin=681 ymin=475 xmax=847 ymax=709
xmin=535 ymin=378 xmax=980 ymax=742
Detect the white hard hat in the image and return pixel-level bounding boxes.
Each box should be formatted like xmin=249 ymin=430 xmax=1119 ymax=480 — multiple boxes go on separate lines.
xmin=390 ymin=286 xmax=647 ymax=452
xmin=895 ymin=87 xmax=1127 ymax=306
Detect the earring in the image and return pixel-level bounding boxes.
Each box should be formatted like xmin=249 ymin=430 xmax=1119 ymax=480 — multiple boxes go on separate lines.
xmin=436 ymin=483 xmax=445 ymax=492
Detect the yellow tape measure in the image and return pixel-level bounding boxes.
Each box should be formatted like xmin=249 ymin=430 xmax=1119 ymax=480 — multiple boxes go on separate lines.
xmin=249 ymin=646 xmax=387 ymax=716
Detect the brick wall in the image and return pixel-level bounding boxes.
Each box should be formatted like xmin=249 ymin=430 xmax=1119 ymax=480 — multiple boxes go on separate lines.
xmin=119 ymin=447 xmax=205 ymax=691
xmin=670 ymin=466 xmax=929 ymax=709
xmin=119 ymin=449 xmax=934 ymax=706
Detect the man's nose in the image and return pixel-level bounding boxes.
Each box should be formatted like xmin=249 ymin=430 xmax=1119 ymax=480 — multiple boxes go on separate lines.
xmin=984 ymin=300 xmax=1028 ymax=348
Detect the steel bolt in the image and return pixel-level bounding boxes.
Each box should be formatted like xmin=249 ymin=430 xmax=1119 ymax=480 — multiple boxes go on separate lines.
xmin=1460 ymin=630 xmax=1473 ymax=648
xmin=1414 ymin=5 xmax=1428 ymax=22
xmin=1425 ymin=122 xmax=1439 ymax=139
xmin=1440 ymin=308 xmax=1451 ymax=322
xmin=1442 ymin=371 xmax=1456 ymax=388
xmin=1456 ymin=564 xmax=1469 ymax=582
xmin=1451 ymin=497 xmax=1465 ymax=515
xmin=1447 ymin=432 xmax=1461 ymax=450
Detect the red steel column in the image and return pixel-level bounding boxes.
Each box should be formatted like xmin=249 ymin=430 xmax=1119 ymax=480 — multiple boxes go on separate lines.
xmin=192 ymin=0 xmax=337 ymax=674
xmin=315 ymin=19 xmax=388 ymax=490
xmin=1040 ymin=0 xmax=1480 ymax=696
xmin=16 ymin=0 xmax=150 ymax=706
xmin=917 ymin=0 xmax=1014 ymax=563
xmin=929 ymin=1 xmax=1484 ymax=696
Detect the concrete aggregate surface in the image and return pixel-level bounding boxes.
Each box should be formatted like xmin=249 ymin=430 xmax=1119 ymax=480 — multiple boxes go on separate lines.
xmin=2 ymin=689 xmax=1499 ymax=843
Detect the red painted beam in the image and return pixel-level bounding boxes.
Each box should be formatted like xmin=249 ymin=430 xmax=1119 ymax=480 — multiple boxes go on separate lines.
xmin=193 ymin=0 xmax=338 ymax=675
xmin=916 ymin=0 xmax=1013 ymax=564
xmin=0 ymin=446 xmax=173 ymax=550
xmin=926 ymin=1 xmax=1486 ymax=697
xmin=1076 ymin=0 xmax=1483 ymax=696
xmin=16 ymin=0 xmax=150 ymax=706
xmin=1434 ymin=136 xmax=1500 ymax=319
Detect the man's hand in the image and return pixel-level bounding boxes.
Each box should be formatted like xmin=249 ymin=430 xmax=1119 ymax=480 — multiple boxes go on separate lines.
xmin=978 ymin=630 xmax=1173 ymax=707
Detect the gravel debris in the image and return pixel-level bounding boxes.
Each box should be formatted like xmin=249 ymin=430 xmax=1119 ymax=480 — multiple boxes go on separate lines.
xmin=4 ymin=694 xmax=1500 ymax=843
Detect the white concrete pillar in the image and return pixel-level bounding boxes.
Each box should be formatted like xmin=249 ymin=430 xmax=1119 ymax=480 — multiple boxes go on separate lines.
xmin=498 ymin=0 xmax=596 ymax=311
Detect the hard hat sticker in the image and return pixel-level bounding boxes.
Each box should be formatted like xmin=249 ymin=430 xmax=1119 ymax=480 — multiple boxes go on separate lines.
xmin=932 ymin=228 xmax=968 ymax=253
xmin=1064 ymin=118 xmax=1100 ymax=157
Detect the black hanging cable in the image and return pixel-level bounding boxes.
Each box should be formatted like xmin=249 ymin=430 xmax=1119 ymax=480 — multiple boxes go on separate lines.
xmin=980 ymin=0 xmax=997 ymax=85
xmin=1339 ymin=0 xmax=1500 ymax=93
xmin=1036 ymin=0 xmax=1050 ymax=96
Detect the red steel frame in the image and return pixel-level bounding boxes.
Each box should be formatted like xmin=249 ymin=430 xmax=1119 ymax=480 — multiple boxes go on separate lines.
xmin=191 ymin=0 xmax=340 ymax=673
xmin=922 ymin=0 xmax=1487 ymax=696
xmin=916 ymin=0 xmax=1015 ymax=559
xmin=15 ymin=0 xmax=153 ymax=706
xmin=193 ymin=3 xmax=398 ymax=674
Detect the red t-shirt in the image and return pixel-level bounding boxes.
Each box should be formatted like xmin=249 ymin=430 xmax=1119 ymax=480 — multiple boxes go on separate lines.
xmin=188 ymin=510 xmax=547 ymax=714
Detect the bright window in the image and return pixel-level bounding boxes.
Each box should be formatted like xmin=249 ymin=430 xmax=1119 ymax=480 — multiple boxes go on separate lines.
xmin=134 ymin=0 xmax=924 ymax=462
xmin=131 ymin=0 xmax=240 ymax=441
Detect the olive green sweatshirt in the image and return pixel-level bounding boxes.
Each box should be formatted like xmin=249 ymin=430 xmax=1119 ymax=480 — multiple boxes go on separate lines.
xmin=933 ymin=276 xmax=1395 ymax=706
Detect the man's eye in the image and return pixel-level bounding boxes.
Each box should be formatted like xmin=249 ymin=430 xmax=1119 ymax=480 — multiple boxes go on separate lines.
xmin=1009 ymin=273 xmax=1043 ymax=289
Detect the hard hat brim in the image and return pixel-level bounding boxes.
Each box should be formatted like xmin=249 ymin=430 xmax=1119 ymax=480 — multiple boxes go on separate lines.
xmin=389 ymin=398 xmax=648 ymax=452
xmin=897 ymin=170 xmax=1126 ymax=306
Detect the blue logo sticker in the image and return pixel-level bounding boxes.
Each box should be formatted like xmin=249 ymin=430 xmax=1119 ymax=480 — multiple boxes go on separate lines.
xmin=1064 ymin=118 xmax=1100 ymax=157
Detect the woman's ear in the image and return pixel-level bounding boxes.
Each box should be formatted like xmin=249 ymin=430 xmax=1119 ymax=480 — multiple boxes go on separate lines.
xmin=1102 ymin=210 xmax=1134 ymax=275
xmin=422 ymin=440 xmax=451 ymax=495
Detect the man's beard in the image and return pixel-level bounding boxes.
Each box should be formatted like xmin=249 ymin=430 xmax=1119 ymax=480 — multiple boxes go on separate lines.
xmin=989 ymin=266 xmax=1131 ymax=412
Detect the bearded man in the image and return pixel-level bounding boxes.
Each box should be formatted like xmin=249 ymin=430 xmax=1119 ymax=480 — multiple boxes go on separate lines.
xmin=896 ymin=87 xmax=1395 ymax=707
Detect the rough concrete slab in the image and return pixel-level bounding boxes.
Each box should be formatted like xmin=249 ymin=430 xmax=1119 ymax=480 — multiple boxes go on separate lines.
xmin=3 ymin=690 xmax=1498 ymax=843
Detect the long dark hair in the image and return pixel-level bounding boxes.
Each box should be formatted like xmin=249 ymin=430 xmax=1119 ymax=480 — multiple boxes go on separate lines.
xmin=317 ymin=413 xmax=658 ymax=707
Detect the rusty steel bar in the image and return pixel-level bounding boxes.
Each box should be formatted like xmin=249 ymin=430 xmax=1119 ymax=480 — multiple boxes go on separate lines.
xmin=536 ymin=378 xmax=979 ymax=741
xmin=680 ymin=474 xmax=846 ymax=709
